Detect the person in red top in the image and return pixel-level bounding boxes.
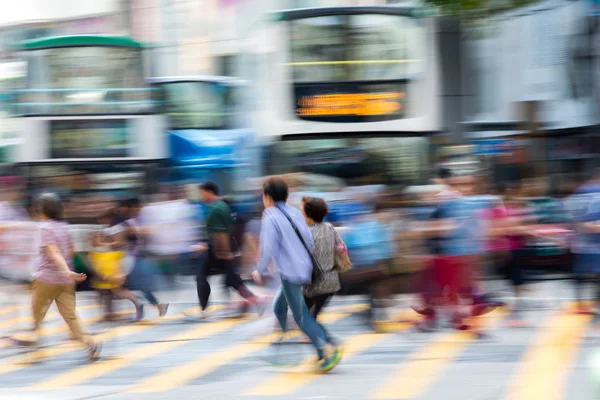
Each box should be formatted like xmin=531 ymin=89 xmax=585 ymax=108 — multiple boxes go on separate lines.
xmin=486 ymin=183 xmax=536 ymax=326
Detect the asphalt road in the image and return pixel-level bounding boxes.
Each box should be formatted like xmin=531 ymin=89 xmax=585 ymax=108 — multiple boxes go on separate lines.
xmin=0 ymin=279 xmax=598 ymax=400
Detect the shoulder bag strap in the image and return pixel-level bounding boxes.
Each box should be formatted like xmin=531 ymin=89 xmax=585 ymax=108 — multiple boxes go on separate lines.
xmin=275 ymin=204 xmax=323 ymax=273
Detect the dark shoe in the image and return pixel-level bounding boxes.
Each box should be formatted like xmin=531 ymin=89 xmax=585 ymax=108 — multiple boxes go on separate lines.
xmin=472 ymin=294 xmax=505 ymax=316
xmin=411 ymin=305 xmax=435 ymax=317
xmin=450 ymin=312 xmax=469 ymax=331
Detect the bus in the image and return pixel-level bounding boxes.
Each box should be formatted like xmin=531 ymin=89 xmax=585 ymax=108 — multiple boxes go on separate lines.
xmin=10 ymin=35 xmax=165 ymax=223
xmin=149 ymin=76 xmax=261 ymax=199
xmin=243 ymin=6 xmax=441 ymax=187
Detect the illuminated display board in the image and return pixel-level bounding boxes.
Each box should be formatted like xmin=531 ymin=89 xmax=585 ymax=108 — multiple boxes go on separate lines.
xmin=294 ymin=81 xmax=406 ymax=123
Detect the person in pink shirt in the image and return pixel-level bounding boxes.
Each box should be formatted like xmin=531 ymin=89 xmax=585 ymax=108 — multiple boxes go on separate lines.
xmin=11 ymin=193 xmax=102 ymax=361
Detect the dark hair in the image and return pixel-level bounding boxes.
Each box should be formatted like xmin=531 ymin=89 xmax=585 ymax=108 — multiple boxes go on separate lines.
xmin=262 ymin=177 xmax=288 ymax=203
xmin=438 ymin=168 xmax=453 ymax=180
xmin=199 ymin=181 xmax=220 ymax=196
xmin=123 ymin=197 xmax=141 ymax=209
xmin=302 ymin=196 xmax=328 ymax=223
xmin=38 ymin=193 xmax=63 ymax=221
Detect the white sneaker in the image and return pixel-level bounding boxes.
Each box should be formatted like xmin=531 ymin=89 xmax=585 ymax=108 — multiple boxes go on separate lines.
xmin=183 ymin=309 xmax=208 ymax=321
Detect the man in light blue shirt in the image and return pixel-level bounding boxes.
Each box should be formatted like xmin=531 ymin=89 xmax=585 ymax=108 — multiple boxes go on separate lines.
xmin=253 ymin=177 xmax=342 ymax=373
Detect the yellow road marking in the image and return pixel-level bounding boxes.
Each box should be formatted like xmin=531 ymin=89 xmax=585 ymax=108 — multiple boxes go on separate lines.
xmin=0 ymin=307 xmax=132 ymax=350
xmin=0 ymin=304 xmax=100 ymax=330
xmin=246 ymin=332 xmax=392 ymax=396
xmin=372 ymin=309 xmax=505 ymax=399
xmin=0 ymin=305 xmax=28 ymax=316
xmin=504 ymin=313 xmax=591 ymax=400
xmin=33 ymin=318 xmax=243 ymax=390
xmin=128 ymin=304 xmax=369 ymax=393
xmin=0 ymin=323 xmax=147 ymax=375
xmin=0 ymin=306 xmax=207 ymax=376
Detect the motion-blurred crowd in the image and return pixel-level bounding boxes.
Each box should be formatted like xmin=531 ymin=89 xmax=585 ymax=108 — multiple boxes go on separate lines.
xmin=2 ymin=168 xmax=600 ymax=330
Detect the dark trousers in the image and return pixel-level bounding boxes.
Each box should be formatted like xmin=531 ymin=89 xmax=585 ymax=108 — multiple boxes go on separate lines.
xmin=196 ymin=252 xmax=246 ymax=311
xmin=305 ymin=293 xmax=333 ymax=319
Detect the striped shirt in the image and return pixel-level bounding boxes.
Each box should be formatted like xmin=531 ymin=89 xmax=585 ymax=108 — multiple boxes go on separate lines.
xmin=35 ymin=220 xmax=74 ymax=285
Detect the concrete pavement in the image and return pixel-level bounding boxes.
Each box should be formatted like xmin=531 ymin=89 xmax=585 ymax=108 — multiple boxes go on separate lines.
xmin=0 ymin=279 xmax=598 ymax=399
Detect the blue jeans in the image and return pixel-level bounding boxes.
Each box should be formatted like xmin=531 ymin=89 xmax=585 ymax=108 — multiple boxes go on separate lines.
xmin=126 ymin=256 xmax=160 ymax=306
xmin=273 ymin=278 xmax=330 ymax=358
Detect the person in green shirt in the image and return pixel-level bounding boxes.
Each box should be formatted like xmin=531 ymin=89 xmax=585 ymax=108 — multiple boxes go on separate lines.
xmin=191 ymin=181 xmax=261 ymax=319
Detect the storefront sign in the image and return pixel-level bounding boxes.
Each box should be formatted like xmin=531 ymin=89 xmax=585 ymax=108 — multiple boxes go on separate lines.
xmin=50 ymin=120 xmax=131 ymax=159
xmin=474 ymin=139 xmax=516 ymax=155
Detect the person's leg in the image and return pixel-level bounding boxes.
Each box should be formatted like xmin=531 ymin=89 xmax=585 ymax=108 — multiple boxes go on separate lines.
xmin=31 ymin=281 xmax=56 ymax=342
xmin=311 ymin=294 xmax=332 ymax=319
xmin=224 ymin=258 xmax=258 ymax=303
xmin=309 ymin=294 xmax=335 ymax=343
xmin=196 ymin=254 xmax=212 ymax=311
xmin=139 ymin=257 xmax=165 ymax=307
xmin=272 ymin=286 xmax=289 ymax=332
xmin=54 ymin=285 xmax=94 ymax=347
xmin=304 ymin=296 xmax=317 ymax=318
xmin=111 ymin=287 xmax=144 ymax=320
xmin=280 ymin=279 xmax=330 ymax=359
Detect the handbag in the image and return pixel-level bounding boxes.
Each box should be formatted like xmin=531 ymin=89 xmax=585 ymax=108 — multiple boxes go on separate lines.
xmin=329 ymin=224 xmax=352 ymax=273
xmin=275 ymin=204 xmax=323 ymax=282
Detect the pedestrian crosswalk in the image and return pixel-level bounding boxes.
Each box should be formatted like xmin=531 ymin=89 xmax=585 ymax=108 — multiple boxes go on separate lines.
xmin=0 ymin=301 xmax=598 ymax=399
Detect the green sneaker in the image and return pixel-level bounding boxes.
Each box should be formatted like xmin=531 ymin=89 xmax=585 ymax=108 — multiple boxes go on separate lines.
xmin=318 ymin=346 xmax=343 ymax=373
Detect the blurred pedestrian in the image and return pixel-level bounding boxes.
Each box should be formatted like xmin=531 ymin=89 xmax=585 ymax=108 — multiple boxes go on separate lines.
xmin=301 ymin=196 xmax=345 ymax=319
xmin=571 ymin=190 xmax=600 ymax=314
xmin=11 ymin=193 xmax=101 ymax=360
xmin=192 ymin=182 xmax=262 ymax=319
xmin=89 ymin=210 xmax=143 ymax=322
xmin=121 ymin=198 xmax=169 ymax=317
xmin=414 ymin=173 xmax=499 ymax=334
xmin=486 ymin=183 xmax=534 ymax=326
xmin=252 ymin=177 xmax=342 ymax=373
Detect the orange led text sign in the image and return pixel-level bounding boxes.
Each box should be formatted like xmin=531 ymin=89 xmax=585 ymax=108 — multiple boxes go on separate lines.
xmin=297 ymin=92 xmax=405 ymax=117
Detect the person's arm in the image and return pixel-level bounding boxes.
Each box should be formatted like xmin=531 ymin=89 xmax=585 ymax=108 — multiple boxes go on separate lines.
xmin=92 ymin=230 xmax=113 ymax=248
xmin=41 ymin=229 xmax=85 ymax=283
xmin=244 ymin=232 xmax=259 ymax=255
xmin=44 ymin=245 xmax=76 ymax=275
xmin=415 ymin=218 xmax=456 ymax=237
xmin=584 ymin=221 xmax=600 ymax=233
xmin=212 ymin=232 xmax=232 ymax=259
xmin=256 ymin=214 xmax=278 ymax=276
xmin=106 ymin=229 xmax=126 ymax=250
xmin=207 ymin=208 xmax=233 ymax=259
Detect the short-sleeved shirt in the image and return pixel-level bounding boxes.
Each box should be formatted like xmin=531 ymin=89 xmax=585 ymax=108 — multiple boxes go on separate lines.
xmin=206 ymin=200 xmax=233 ymax=238
xmin=34 ymin=220 xmax=74 ymax=285
xmin=573 ymin=195 xmax=600 ymax=255
xmin=436 ymin=198 xmax=482 ymax=256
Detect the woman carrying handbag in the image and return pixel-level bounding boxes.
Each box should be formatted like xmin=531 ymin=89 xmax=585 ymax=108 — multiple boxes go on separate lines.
xmin=301 ymin=197 xmax=352 ymax=319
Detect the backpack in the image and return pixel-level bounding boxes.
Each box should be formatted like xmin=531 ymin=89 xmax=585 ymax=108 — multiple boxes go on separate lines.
xmin=228 ymin=204 xmax=250 ymax=254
